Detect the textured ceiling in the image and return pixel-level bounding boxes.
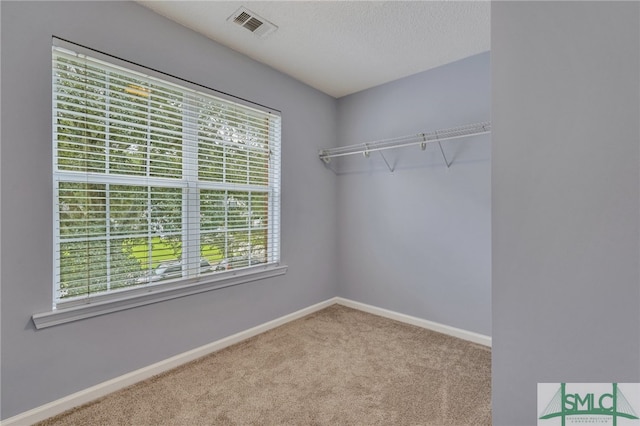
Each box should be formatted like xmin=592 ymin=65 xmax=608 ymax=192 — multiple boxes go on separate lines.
xmin=138 ymin=1 xmax=491 ymax=98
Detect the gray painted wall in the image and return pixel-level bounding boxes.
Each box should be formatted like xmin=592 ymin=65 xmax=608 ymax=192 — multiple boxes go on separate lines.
xmin=492 ymin=2 xmax=640 ymax=424
xmin=335 ymin=53 xmax=492 ymax=336
xmin=0 ymin=1 xmax=338 ymax=419
xmin=11 ymin=1 xmax=635 ymax=423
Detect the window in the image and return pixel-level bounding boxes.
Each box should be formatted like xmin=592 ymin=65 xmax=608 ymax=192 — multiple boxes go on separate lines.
xmin=52 ymin=41 xmax=281 ymax=309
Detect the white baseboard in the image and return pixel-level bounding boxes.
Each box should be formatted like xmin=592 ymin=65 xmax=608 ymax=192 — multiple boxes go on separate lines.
xmin=2 ymin=296 xmax=490 ymax=425
xmin=1 ymin=298 xmax=336 ymax=426
xmin=334 ymin=297 xmax=492 ymax=347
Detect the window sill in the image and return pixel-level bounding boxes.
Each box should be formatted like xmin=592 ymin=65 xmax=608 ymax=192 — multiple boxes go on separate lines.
xmin=32 ymin=264 xmax=288 ymax=330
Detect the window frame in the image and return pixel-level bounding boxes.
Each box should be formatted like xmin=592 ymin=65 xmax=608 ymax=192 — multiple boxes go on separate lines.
xmin=34 ymin=38 xmax=286 ymax=328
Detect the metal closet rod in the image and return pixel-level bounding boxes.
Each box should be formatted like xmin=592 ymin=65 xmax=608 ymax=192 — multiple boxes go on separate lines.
xmin=319 ymin=121 xmax=491 ymax=162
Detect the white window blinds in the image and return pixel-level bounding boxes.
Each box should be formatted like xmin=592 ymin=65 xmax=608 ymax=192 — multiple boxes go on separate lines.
xmin=52 ymin=43 xmax=281 ymax=306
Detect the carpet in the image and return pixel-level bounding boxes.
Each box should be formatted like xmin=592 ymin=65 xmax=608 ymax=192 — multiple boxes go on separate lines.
xmin=37 ymin=304 xmax=491 ymax=425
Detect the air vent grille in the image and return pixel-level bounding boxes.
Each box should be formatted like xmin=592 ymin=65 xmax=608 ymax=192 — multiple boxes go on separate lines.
xmin=244 ymin=17 xmax=264 ymax=32
xmin=228 ymin=7 xmax=278 ymax=39
xmin=233 ymin=11 xmax=251 ymax=25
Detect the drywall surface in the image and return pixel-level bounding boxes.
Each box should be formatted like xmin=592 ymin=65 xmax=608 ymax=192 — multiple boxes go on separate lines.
xmin=335 ymin=52 xmax=491 ymax=336
xmin=0 ymin=1 xmax=338 ymax=419
xmin=492 ymin=2 xmax=640 ymax=424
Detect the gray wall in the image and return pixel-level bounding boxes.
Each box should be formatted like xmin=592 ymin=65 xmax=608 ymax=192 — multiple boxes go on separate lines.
xmin=492 ymin=2 xmax=640 ymax=424
xmin=335 ymin=53 xmax=491 ymax=336
xmin=10 ymin=1 xmax=635 ymax=423
xmin=0 ymin=1 xmax=338 ymax=419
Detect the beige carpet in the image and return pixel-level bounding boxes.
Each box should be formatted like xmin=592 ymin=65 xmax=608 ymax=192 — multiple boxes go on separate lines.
xmin=37 ymin=305 xmax=491 ymax=425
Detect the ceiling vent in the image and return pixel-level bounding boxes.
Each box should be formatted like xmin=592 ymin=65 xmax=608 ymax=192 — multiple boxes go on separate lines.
xmin=228 ymin=7 xmax=278 ymax=39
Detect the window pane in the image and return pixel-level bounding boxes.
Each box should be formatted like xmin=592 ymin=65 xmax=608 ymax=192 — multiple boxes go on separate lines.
xmin=226 ymin=141 xmax=249 ymax=184
xmin=108 ymin=74 xmax=150 ymax=176
xmin=150 ymin=187 xmax=182 ymax=238
xmin=248 ymin=149 xmax=270 ymax=186
xmin=149 ymin=83 xmax=183 ymax=179
xmin=110 ymin=185 xmax=148 ymax=237
xmin=200 ymin=234 xmax=225 ymax=271
xmin=198 ymin=100 xmax=225 ymax=183
xmin=228 ymin=230 xmax=250 ymax=268
xmin=54 ymin=57 xmax=108 ymax=174
xmin=58 ymin=182 xmax=106 ymax=238
xmin=109 ymin=237 xmax=148 ymax=290
xmin=250 ymin=192 xmax=269 ymax=265
xmin=200 ymin=190 xmax=226 ymax=271
xmin=126 ymin=235 xmax=183 ymax=273
xmin=197 ymin=102 xmax=271 ymax=186
xmin=250 ymin=192 xmax=269 ymax=230
xmin=58 ymin=239 xmax=107 ymax=299
xmin=56 ymin=184 xmax=185 ymax=299
xmin=200 ymin=190 xmax=225 ymax=231
xmin=227 ymin=192 xmax=249 ymax=230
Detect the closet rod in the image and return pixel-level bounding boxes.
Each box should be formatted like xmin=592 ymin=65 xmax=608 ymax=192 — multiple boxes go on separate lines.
xmin=319 ymin=121 xmax=491 ymax=163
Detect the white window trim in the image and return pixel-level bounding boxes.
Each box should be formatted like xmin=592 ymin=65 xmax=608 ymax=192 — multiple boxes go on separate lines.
xmin=33 ymin=264 xmax=288 ymax=329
